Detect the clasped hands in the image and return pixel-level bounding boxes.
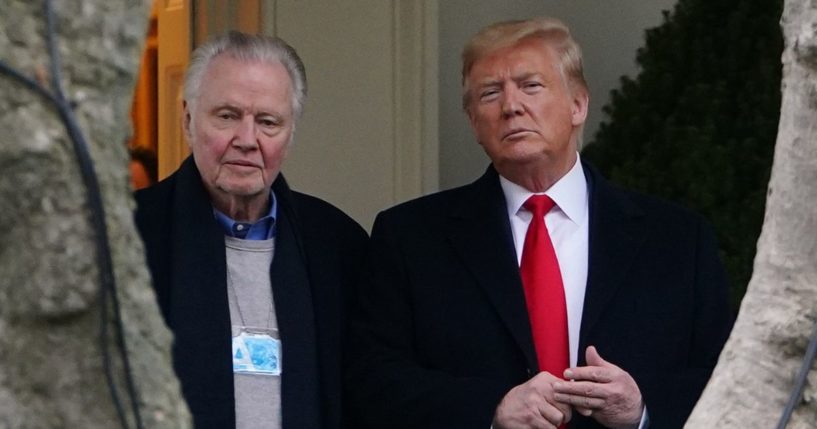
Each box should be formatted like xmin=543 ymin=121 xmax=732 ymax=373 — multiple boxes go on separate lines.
xmin=493 ymin=346 xmax=643 ymax=429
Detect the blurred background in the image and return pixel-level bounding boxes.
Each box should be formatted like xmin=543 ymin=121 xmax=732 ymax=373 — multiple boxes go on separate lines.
xmin=130 ymin=0 xmax=782 ymax=309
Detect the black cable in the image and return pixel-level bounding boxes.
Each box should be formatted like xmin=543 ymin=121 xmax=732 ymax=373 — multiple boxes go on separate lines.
xmin=44 ymin=0 xmax=64 ymax=101
xmin=42 ymin=1 xmax=144 ymax=428
xmin=0 ymin=2 xmax=144 ymax=428
xmin=0 ymin=61 xmax=59 ymax=105
xmin=776 ymin=316 xmax=817 ymax=429
xmin=41 ymin=3 xmax=144 ymax=427
xmin=40 ymin=3 xmax=135 ymax=426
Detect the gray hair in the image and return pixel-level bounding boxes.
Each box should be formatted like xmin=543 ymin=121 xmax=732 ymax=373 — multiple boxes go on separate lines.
xmin=184 ymin=31 xmax=308 ymax=119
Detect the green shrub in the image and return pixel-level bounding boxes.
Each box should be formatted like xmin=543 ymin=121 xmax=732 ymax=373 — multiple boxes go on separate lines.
xmin=582 ymin=0 xmax=783 ymax=309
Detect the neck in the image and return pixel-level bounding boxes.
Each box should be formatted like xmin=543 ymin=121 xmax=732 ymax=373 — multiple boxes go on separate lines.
xmin=210 ymin=191 xmax=270 ymax=222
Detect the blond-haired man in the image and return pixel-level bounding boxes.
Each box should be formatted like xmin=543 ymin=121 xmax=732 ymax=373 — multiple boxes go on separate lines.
xmin=348 ymin=17 xmax=730 ymax=429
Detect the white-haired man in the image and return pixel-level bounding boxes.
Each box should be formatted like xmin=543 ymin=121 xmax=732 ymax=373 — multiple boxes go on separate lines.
xmin=136 ymin=31 xmax=367 ymax=429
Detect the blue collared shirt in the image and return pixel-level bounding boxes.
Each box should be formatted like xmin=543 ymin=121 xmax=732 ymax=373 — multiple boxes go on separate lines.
xmin=213 ymin=191 xmax=277 ymax=240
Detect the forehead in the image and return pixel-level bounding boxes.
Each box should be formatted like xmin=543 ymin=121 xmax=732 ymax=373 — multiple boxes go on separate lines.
xmin=467 ymin=38 xmax=560 ymax=82
xmin=198 ymin=55 xmax=293 ymax=106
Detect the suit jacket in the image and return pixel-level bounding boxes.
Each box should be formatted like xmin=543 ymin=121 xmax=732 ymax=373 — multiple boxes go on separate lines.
xmin=346 ymin=162 xmax=731 ymax=429
xmin=135 ymin=157 xmax=368 ymax=429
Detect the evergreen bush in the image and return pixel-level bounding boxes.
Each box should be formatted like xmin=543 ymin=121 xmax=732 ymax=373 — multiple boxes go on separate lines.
xmin=582 ymin=0 xmax=784 ymax=309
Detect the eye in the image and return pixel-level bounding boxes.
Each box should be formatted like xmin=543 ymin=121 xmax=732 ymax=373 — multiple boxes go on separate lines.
xmin=257 ymin=116 xmax=280 ymax=128
xmin=216 ymin=110 xmax=238 ymax=121
xmin=479 ymin=89 xmax=500 ymax=102
xmin=522 ymin=81 xmax=544 ymax=92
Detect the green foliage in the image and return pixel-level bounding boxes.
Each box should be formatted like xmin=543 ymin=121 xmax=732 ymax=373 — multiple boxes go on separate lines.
xmin=582 ymin=0 xmax=783 ymax=309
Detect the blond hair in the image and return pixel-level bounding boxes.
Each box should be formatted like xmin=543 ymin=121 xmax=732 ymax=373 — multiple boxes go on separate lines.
xmin=461 ymin=17 xmax=587 ymax=109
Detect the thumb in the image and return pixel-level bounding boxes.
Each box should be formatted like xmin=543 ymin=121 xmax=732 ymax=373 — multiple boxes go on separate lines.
xmin=585 ymin=345 xmax=610 ymax=367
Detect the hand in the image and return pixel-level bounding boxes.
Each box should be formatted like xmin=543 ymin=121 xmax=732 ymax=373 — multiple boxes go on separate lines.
xmin=552 ymin=346 xmax=643 ymax=429
xmin=493 ymin=371 xmax=572 ymax=429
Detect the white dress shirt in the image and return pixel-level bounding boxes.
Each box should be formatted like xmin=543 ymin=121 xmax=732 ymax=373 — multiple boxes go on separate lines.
xmin=498 ymin=154 xmax=649 ymax=428
xmin=498 ymin=154 xmax=589 ymax=368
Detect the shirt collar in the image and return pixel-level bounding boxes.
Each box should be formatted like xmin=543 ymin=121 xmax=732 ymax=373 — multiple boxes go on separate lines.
xmin=213 ymin=191 xmax=278 ymax=240
xmin=499 ymin=153 xmax=588 ymax=225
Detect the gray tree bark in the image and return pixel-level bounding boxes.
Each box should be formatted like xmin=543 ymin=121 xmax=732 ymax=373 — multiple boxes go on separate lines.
xmin=0 ymin=1 xmax=190 ymax=427
xmin=685 ymin=0 xmax=817 ymax=427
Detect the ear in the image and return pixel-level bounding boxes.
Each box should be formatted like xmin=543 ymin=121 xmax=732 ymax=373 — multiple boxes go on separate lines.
xmin=182 ymin=100 xmax=193 ymax=144
xmin=571 ymin=90 xmax=589 ymax=126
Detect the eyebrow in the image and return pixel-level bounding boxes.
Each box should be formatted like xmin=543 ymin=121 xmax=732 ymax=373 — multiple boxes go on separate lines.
xmin=211 ymin=103 xmax=243 ymax=112
xmin=211 ymin=104 xmax=285 ymax=118
xmin=512 ymin=72 xmax=544 ymax=82
xmin=474 ymin=72 xmax=545 ymax=87
xmin=473 ymin=78 xmax=502 ymax=89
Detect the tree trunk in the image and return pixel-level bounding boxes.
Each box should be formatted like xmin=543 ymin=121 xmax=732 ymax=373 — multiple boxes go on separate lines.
xmin=685 ymin=0 xmax=817 ymax=427
xmin=0 ymin=1 xmax=190 ymax=427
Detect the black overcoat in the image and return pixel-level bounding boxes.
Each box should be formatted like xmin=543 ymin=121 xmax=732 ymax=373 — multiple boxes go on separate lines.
xmin=135 ymin=157 xmax=368 ymax=429
xmin=347 ymin=161 xmax=731 ymax=429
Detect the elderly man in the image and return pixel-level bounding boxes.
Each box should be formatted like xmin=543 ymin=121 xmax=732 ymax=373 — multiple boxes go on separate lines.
xmin=347 ymin=17 xmax=731 ymax=429
xmin=135 ymin=32 xmax=367 ymax=429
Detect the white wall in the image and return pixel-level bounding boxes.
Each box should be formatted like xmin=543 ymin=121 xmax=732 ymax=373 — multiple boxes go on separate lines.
xmin=260 ymin=1 xmax=678 ymax=229
xmin=438 ymin=0 xmax=678 ymax=189
xmin=268 ymin=1 xmax=438 ymax=230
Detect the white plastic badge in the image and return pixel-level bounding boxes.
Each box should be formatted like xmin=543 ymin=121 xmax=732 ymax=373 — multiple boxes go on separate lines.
xmin=232 ymin=330 xmax=282 ymax=376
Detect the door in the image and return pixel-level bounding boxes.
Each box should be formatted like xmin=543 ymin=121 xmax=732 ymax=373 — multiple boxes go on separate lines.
xmin=156 ymin=0 xmax=191 ymax=179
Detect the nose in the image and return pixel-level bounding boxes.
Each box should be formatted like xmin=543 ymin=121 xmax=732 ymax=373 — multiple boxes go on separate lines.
xmin=501 ymin=89 xmax=524 ymax=117
xmin=232 ymin=116 xmax=258 ymax=150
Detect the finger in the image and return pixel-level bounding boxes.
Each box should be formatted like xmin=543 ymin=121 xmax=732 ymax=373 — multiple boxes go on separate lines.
xmin=585 ymin=345 xmax=609 ymax=367
xmin=537 ymin=401 xmax=570 ymax=427
xmin=557 ymin=399 xmax=573 ymax=424
xmin=527 ymin=371 xmax=562 ymax=397
xmin=553 ymin=380 xmax=606 ymax=398
xmin=553 ymin=392 xmax=606 ymax=409
xmin=531 ymin=370 xmax=562 ymax=382
xmin=575 ymin=406 xmax=593 ymax=417
xmin=525 ymin=375 xmax=573 ymax=425
xmin=563 ymin=366 xmax=613 ymax=383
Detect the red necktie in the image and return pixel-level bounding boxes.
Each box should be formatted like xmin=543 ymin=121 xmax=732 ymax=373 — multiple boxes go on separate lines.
xmin=520 ymin=195 xmax=569 ymax=382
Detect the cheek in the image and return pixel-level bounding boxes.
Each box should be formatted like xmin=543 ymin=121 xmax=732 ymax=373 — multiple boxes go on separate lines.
xmin=191 ymin=131 xmax=229 ymax=176
xmin=471 ymin=113 xmax=496 ymax=139
xmin=197 ymin=129 xmax=231 ymax=158
xmin=534 ymin=105 xmax=569 ymax=130
xmin=261 ymin=137 xmax=291 ymax=170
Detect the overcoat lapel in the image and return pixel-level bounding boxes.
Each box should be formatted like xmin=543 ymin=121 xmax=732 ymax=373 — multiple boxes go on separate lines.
xmin=270 ymin=177 xmax=322 ymax=429
xmin=446 ymin=167 xmax=539 ymax=371
xmin=276 ymin=176 xmax=344 ymax=429
xmin=168 ymin=158 xmax=235 ymax=423
xmin=579 ymin=163 xmax=646 ymax=356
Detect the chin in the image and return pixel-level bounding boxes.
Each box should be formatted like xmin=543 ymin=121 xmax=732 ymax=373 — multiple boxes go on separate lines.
xmin=500 ymin=147 xmax=547 ymax=164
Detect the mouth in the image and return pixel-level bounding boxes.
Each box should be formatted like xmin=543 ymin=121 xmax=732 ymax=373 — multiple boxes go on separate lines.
xmin=224 ymin=160 xmax=261 ymax=169
xmin=502 ymin=128 xmax=534 ymax=140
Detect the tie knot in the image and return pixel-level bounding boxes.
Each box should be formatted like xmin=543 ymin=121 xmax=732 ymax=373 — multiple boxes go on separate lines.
xmin=524 ymin=194 xmax=555 ymax=217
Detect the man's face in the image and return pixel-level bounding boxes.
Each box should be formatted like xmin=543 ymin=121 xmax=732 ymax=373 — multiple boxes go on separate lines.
xmin=465 ymin=38 xmax=587 ymax=177
xmin=185 ymin=55 xmax=294 ymax=202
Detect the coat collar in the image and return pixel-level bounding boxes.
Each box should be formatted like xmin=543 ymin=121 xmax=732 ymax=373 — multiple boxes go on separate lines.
xmin=580 ymin=161 xmax=646 ymax=351
xmin=445 ymin=165 xmax=539 ymax=370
